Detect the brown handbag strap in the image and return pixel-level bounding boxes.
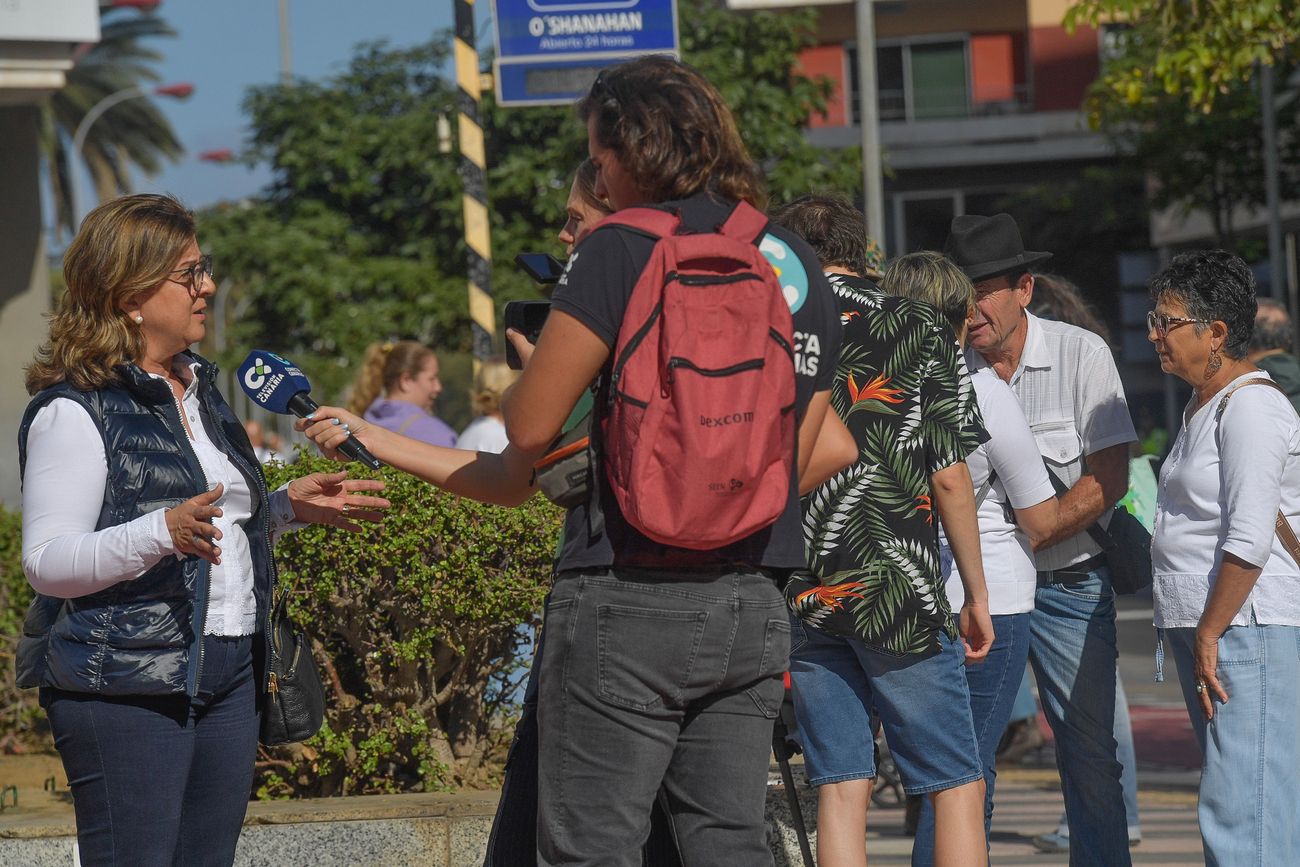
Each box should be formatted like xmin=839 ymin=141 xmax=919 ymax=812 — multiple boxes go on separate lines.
xmin=1216 ymin=377 xmax=1300 ymax=564
xmin=1276 ymin=512 xmax=1300 ymax=565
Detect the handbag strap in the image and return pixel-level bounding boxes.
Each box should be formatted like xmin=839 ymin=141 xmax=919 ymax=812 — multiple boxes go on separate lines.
xmin=974 ymin=468 xmax=998 ymax=508
xmin=1042 ymin=461 xmax=1113 ymax=550
xmin=1215 ymin=376 xmax=1300 ymax=565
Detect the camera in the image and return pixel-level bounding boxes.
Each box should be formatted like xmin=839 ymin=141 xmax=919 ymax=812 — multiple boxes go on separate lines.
xmin=505 ymin=252 xmax=564 ymax=369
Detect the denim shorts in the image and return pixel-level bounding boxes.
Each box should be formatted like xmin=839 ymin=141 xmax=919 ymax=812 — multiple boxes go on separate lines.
xmin=787 ymin=614 xmax=983 ymax=795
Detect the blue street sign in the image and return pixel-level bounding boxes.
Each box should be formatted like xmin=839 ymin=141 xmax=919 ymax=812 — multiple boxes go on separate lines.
xmin=492 ymin=0 xmax=678 ymax=106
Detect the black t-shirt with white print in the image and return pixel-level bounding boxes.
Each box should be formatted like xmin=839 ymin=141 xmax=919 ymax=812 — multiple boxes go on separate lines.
xmin=548 ymin=191 xmax=842 ymax=573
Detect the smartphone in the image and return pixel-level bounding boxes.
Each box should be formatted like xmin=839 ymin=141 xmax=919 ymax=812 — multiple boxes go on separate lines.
xmin=515 ymin=252 xmax=566 ymax=285
xmin=504 ymin=300 xmax=552 ymax=370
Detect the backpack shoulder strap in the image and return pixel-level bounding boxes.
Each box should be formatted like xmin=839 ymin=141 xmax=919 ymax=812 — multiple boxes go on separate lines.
xmin=717 ymin=200 xmax=770 ymax=245
xmin=597 ymin=207 xmax=680 ymax=241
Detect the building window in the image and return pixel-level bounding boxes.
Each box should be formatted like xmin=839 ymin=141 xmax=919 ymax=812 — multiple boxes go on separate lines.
xmin=888 ymin=189 xmax=1021 ymax=255
xmin=849 ymin=36 xmax=970 ymax=124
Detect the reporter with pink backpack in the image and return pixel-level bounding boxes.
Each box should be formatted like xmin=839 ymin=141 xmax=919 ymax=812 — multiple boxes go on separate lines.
xmin=299 ymin=56 xmax=851 ymax=865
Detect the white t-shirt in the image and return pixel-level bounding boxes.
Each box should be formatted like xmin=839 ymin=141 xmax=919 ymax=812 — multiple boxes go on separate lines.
xmin=21 ymin=362 xmax=301 ymax=635
xmin=1152 ymin=371 xmax=1300 ymax=628
xmin=941 ymin=366 xmax=1056 ymax=614
xmin=967 ymin=312 xmax=1137 ymax=571
xmin=457 ymin=415 xmax=509 ymax=454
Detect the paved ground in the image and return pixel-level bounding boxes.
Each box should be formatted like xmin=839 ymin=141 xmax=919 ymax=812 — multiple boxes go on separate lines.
xmin=850 ymin=595 xmax=1208 ymax=865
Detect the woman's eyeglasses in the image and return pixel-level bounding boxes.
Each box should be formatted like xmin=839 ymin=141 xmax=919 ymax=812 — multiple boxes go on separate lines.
xmin=169 ymin=255 xmax=214 ymax=297
xmin=1146 ymin=310 xmax=1209 ymax=336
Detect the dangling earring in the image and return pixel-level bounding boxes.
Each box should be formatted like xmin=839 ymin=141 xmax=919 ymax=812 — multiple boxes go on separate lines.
xmin=133 ymin=315 xmax=144 ymax=324
xmin=1205 ymin=347 xmax=1222 ymax=379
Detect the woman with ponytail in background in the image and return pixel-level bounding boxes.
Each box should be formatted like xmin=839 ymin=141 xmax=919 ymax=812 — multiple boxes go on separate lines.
xmin=347 ymin=340 xmax=456 ymax=447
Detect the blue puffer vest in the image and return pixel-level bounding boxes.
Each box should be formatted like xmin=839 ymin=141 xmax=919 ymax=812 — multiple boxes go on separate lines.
xmin=16 ymin=352 xmax=276 ymax=698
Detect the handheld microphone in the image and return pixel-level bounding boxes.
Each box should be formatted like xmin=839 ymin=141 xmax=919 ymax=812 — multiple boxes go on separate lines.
xmin=236 ymin=350 xmax=383 ymax=470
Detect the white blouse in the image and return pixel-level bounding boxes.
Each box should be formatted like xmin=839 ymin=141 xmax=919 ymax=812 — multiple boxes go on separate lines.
xmin=1152 ymin=371 xmax=1300 ymax=629
xmin=21 ymin=362 xmax=301 ymax=636
xmin=941 ymin=366 xmax=1057 ymax=615
xmin=457 ymin=415 xmax=510 ymax=454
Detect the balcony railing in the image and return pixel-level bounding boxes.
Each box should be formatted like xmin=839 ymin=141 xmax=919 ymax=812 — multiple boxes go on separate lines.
xmin=866 ymin=83 xmax=1033 ymax=124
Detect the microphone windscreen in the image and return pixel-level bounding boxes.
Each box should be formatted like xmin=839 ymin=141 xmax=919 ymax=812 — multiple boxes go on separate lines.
xmin=236 ymin=350 xmax=314 ymax=415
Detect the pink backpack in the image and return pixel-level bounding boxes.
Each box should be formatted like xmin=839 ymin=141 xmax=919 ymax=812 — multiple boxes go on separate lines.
xmin=599 ymin=201 xmax=797 ymax=550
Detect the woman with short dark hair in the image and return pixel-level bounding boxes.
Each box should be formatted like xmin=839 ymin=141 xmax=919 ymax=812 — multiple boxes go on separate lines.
xmin=1147 ymin=249 xmax=1300 ymax=865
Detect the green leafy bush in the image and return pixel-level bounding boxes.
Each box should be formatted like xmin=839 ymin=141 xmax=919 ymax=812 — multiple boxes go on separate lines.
xmin=0 ymin=504 xmax=42 ymax=750
xmin=259 ymin=453 xmax=560 ymax=797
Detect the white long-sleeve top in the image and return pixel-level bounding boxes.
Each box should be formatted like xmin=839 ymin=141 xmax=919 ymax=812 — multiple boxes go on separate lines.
xmin=1152 ymin=370 xmax=1300 ymax=628
xmin=941 ymin=366 xmax=1057 ymax=615
xmin=22 ymin=361 xmax=301 ymax=636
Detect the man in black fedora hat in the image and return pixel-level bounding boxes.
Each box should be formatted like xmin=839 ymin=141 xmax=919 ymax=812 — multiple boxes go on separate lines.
xmin=942 ymin=213 xmax=1137 ymax=867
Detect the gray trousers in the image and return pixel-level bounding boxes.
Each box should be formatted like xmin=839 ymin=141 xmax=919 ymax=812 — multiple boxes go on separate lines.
xmin=537 ymin=567 xmax=789 ymax=866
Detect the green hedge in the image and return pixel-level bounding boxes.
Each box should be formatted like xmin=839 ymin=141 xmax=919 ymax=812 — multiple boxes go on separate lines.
xmin=0 ymin=505 xmax=40 ymax=748
xmin=0 ymin=455 xmax=562 ymax=795
xmin=260 ymin=453 xmax=560 ymax=796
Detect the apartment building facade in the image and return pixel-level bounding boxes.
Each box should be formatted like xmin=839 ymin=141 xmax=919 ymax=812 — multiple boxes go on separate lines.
xmin=730 ymin=0 xmax=1169 ymax=411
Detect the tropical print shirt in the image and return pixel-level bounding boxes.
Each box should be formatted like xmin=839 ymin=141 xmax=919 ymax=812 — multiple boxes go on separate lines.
xmin=788 ymin=273 xmax=986 ymax=658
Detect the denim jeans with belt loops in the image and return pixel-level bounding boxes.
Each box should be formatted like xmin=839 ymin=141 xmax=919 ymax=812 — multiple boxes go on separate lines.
xmin=535 ymin=566 xmax=789 ymax=867
xmin=1026 ymin=566 xmax=1131 ymax=867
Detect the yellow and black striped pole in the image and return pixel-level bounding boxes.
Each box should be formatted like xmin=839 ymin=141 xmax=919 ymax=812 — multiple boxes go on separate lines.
xmin=454 ymin=0 xmax=494 ymax=364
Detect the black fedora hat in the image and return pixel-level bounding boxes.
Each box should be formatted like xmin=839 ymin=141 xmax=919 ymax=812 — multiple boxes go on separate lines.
xmin=943 ymin=213 xmax=1051 ymax=283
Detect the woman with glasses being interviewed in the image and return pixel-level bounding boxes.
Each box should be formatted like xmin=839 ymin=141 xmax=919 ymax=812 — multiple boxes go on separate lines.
xmin=17 ymin=194 xmax=389 ymax=866
xmin=1146 ymin=250 xmax=1300 ymax=865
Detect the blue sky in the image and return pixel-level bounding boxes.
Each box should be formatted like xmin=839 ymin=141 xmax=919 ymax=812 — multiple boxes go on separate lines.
xmin=130 ymin=0 xmax=470 ymax=209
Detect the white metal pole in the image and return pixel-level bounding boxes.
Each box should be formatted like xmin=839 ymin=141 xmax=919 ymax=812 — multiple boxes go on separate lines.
xmin=278 ymin=0 xmax=293 ymax=85
xmin=70 ymin=85 xmax=147 ymax=226
xmin=855 ymin=0 xmax=885 ymax=252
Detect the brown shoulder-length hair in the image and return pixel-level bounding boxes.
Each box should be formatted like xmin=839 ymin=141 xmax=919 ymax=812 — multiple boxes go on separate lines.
xmin=577 ymin=56 xmax=766 ymax=209
xmin=26 ymin=194 xmax=196 ymax=394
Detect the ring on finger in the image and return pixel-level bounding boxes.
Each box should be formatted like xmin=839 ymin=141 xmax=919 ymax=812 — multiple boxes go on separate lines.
xmin=1195 ymin=681 xmax=1207 ymax=694
xmin=341 ymin=504 xmax=351 ymax=516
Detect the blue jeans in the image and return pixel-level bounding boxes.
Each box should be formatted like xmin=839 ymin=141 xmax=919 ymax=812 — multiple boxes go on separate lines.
xmin=1165 ymin=624 xmax=1300 ymax=867
xmin=912 ymin=612 xmax=1031 ymax=865
xmin=42 ymin=634 xmax=258 ymax=867
xmin=535 ymin=567 xmax=788 ymax=867
xmin=787 ymin=616 xmax=982 ymax=795
xmin=1028 ymin=567 xmax=1131 ymax=867
xmin=1009 ymin=667 xmax=1038 ymax=722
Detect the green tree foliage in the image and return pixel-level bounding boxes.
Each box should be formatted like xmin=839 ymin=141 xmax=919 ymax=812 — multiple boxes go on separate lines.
xmin=43 ymin=8 xmax=184 ymax=236
xmin=1069 ymin=13 xmax=1300 ymax=249
xmin=198 ymin=0 xmax=855 ymax=401
xmin=258 ymin=454 xmax=560 ymax=795
xmin=1065 ymin=0 xmax=1300 ymax=112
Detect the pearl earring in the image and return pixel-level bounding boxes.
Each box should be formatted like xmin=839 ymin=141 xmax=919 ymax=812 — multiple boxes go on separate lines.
xmin=134 ymin=315 xmax=144 ymax=324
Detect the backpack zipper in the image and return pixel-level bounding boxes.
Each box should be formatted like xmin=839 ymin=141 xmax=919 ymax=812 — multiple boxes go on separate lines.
xmin=665 ymin=357 xmax=764 ymax=386
xmin=669 ymin=271 xmax=765 ymax=287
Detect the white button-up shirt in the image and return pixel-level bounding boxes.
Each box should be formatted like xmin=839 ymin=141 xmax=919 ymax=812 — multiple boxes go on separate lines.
xmin=967 ymin=312 xmax=1137 ymax=572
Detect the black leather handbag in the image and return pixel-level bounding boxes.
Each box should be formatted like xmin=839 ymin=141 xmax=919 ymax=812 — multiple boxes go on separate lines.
xmin=259 ymin=594 xmax=326 ymax=746
xmin=1045 ymin=463 xmax=1153 ymax=596
xmin=1092 ymin=506 xmax=1153 ymax=596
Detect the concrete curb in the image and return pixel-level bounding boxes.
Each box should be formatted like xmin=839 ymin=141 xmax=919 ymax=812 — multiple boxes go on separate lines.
xmin=0 ymin=786 xmax=819 ymax=866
